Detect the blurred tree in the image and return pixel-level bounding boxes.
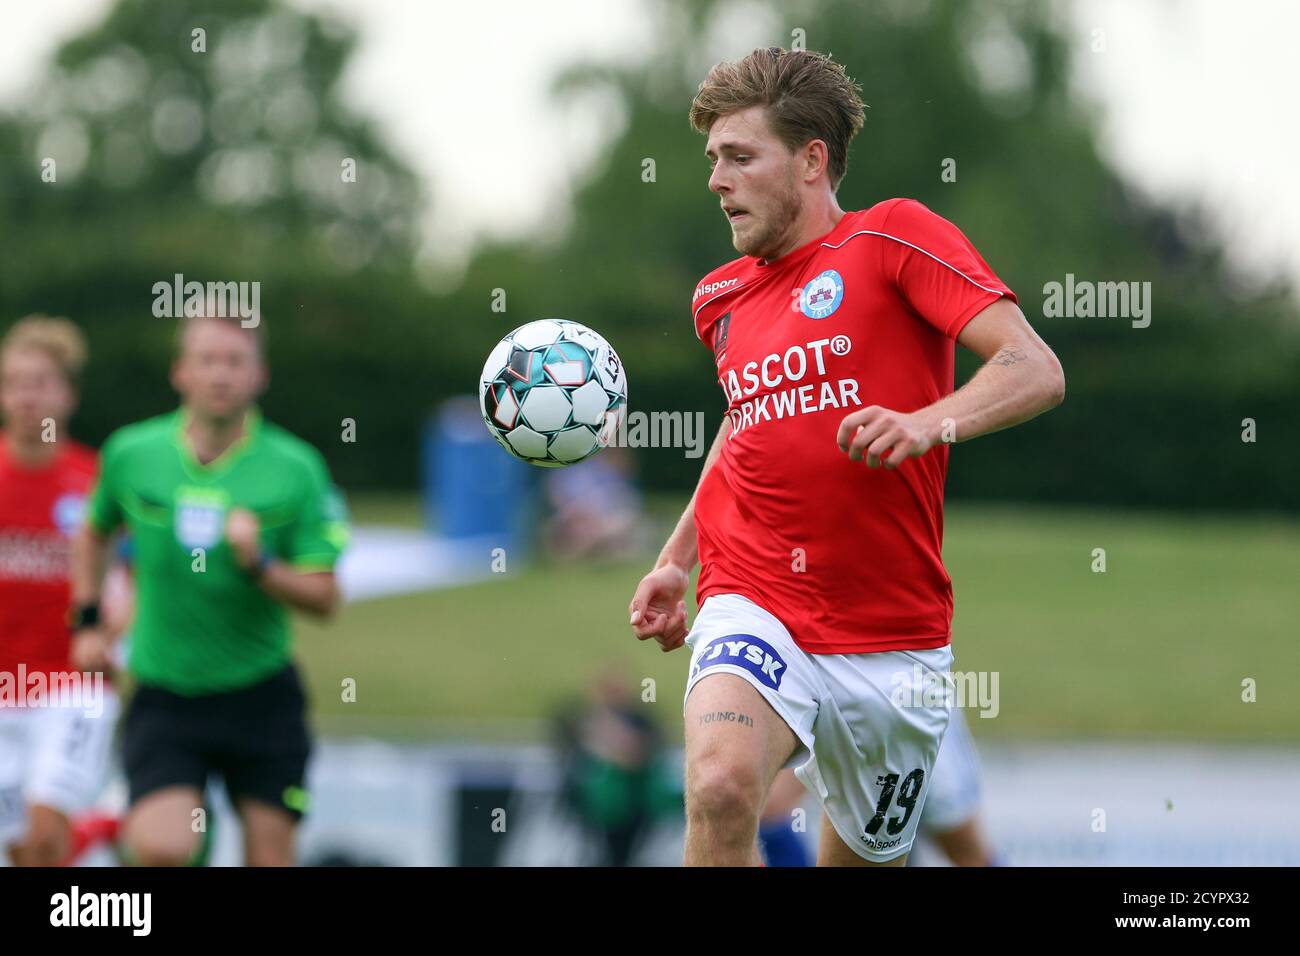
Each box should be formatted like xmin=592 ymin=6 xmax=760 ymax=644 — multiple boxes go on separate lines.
xmin=444 ymin=0 xmax=1299 ymax=510
xmin=0 ymin=0 xmax=438 ymax=489
xmin=1 ymin=0 xmax=1295 ymax=508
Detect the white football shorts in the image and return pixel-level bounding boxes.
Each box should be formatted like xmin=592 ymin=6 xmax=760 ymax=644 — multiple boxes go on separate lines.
xmin=683 ymin=593 xmax=953 ymax=862
xmin=0 ymin=685 xmax=120 ymax=846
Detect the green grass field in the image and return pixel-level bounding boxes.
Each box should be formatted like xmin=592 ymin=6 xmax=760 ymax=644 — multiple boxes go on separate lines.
xmin=299 ymin=495 xmax=1300 ymax=744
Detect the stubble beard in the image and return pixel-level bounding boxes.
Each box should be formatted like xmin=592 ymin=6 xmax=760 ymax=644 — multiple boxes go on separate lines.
xmin=732 ymin=169 xmax=803 ymax=262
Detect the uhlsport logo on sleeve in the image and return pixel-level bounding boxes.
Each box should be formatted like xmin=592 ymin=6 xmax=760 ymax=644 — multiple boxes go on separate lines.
xmin=691 ymin=634 xmax=786 ymax=690
xmin=800 ymin=269 xmax=844 ymax=319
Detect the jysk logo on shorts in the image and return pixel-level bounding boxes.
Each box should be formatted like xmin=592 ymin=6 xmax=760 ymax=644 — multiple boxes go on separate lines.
xmin=691 ymin=635 xmax=786 ymax=690
xmin=800 ymin=269 xmax=844 ymax=319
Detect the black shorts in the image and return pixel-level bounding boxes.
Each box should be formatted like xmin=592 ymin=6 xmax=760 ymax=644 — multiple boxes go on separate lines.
xmin=122 ymin=664 xmax=312 ymax=820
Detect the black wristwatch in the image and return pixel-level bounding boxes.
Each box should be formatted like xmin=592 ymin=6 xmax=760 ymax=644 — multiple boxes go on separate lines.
xmin=246 ymin=551 xmax=274 ymax=582
xmin=68 ymin=603 xmax=101 ymax=632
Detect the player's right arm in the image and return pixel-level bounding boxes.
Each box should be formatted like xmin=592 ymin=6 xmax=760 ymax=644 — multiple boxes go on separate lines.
xmin=628 ymin=415 xmax=730 ymax=653
xmin=68 ymin=434 xmax=124 ymax=674
xmin=68 ymin=523 xmax=116 ymax=673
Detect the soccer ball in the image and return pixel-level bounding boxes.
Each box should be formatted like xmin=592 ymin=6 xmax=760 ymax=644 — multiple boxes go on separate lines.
xmin=479 ymin=319 xmax=628 ymax=467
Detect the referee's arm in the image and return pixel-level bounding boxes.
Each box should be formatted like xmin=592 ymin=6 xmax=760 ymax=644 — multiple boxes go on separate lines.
xmin=253 ymin=562 xmax=340 ymax=620
xmin=225 ymin=506 xmax=341 ymax=619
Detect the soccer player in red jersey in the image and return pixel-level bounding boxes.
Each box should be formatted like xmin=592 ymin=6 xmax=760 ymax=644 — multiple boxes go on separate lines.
xmin=628 ymin=48 xmax=1065 ymax=866
xmin=0 ymin=316 xmax=119 ymax=866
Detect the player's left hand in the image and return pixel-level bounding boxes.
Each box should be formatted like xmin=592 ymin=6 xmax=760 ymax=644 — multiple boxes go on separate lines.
xmin=837 ymin=406 xmax=937 ymax=469
xmin=224 ymin=507 xmax=262 ymax=569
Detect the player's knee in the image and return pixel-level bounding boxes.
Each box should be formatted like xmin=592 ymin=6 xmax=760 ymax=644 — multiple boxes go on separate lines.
xmin=21 ymin=809 xmax=70 ymax=866
xmin=125 ymin=827 xmax=199 ymax=867
xmin=130 ymin=841 xmax=193 ymax=867
xmin=21 ymin=831 xmax=66 ymax=866
xmin=943 ymin=835 xmax=992 ymax=867
xmin=687 ymin=763 xmax=763 ymax=830
xmin=245 ymin=846 xmax=293 ymax=867
xmin=10 ymin=837 xmax=55 ymax=867
xmin=934 ymin=820 xmax=992 ymax=867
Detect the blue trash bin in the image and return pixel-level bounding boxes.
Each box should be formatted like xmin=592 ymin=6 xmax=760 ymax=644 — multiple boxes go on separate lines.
xmin=423 ymin=397 xmax=533 ymax=556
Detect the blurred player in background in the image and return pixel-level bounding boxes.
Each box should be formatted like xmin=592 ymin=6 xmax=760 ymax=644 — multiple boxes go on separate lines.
xmin=0 ymin=316 xmax=119 ymax=866
xmin=544 ymin=446 xmax=646 ymax=561
xmin=913 ymin=705 xmax=1002 ymax=866
xmin=758 ymin=770 xmax=811 ymax=866
xmin=70 ymin=314 xmax=350 ymax=866
xmin=759 ymin=708 xmax=1004 ymax=867
xmin=629 ymin=48 xmax=1064 ymax=866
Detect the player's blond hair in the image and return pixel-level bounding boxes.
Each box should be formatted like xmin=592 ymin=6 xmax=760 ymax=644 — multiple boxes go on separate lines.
xmin=0 ymin=315 xmax=89 ymax=385
xmin=690 ymin=47 xmax=866 ymax=190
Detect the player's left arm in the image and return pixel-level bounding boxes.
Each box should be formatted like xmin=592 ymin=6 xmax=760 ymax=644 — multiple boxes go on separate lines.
xmin=838 ymin=298 xmax=1065 ymax=468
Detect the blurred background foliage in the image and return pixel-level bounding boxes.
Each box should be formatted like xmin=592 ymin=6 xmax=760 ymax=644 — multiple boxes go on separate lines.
xmin=2 ymin=0 xmax=1296 ymax=510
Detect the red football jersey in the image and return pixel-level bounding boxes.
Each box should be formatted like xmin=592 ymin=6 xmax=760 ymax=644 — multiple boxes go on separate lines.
xmin=691 ymin=198 xmax=1017 ymax=654
xmin=0 ymin=435 xmax=97 ymax=679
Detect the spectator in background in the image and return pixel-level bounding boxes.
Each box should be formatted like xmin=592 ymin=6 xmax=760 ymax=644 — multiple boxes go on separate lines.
xmin=544 ymin=447 xmax=646 ymax=561
xmin=552 ymin=667 xmax=680 ymax=866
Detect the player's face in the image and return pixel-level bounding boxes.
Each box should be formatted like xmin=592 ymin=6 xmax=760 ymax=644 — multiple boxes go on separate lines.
xmin=172 ymin=319 xmax=266 ymax=423
xmin=706 ymin=106 xmax=803 ymax=260
xmin=0 ymin=347 xmax=76 ymax=440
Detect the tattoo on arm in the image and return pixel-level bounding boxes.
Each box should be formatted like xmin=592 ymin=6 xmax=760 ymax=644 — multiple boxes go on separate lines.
xmin=698 ymin=711 xmax=755 ymax=728
xmin=988 ymin=346 xmax=1028 ymax=367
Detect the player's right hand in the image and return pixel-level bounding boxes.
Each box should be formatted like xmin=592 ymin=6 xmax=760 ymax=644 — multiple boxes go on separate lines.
xmin=629 ymin=564 xmax=691 ymax=653
xmin=70 ymin=629 xmax=115 ymax=676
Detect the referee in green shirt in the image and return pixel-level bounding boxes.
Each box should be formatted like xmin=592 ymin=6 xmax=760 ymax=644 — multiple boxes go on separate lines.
xmin=70 ymin=314 xmax=349 ymax=866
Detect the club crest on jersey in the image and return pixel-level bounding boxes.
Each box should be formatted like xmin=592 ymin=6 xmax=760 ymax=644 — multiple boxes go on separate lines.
xmin=712 ymin=311 xmax=732 ymax=363
xmin=174 ymin=486 xmax=228 ymax=550
xmin=800 ymin=269 xmax=844 ymax=319
xmin=691 ymin=634 xmax=786 ymax=690
xmin=51 ymin=494 xmax=86 ymax=537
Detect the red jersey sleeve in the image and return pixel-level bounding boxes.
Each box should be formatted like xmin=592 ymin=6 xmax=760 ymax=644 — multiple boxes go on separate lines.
xmin=878 ymin=199 xmax=1017 ymax=340
xmin=693 ymin=293 xmax=710 ymax=348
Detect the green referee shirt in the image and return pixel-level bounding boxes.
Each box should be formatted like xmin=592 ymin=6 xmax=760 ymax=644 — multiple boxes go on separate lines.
xmin=87 ymin=407 xmax=350 ymax=696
